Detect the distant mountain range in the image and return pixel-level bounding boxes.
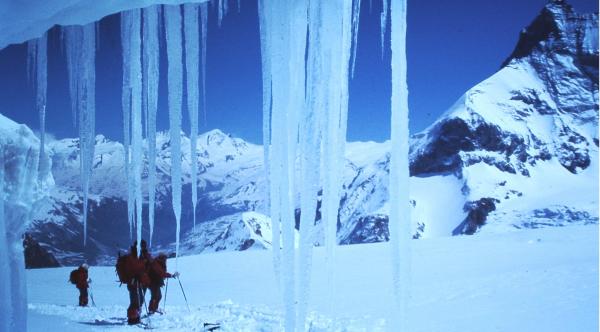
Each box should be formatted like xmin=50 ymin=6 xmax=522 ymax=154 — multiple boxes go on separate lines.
xmin=19 ymin=0 xmax=598 ymax=266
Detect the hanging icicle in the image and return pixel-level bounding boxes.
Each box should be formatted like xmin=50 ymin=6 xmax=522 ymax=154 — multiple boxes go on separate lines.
xmin=260 ymin=0 xmax=354 ymax=330
xmin=389 ymin=0 xmax=411 ymax=330
xmin=164 ymin=4 xmax=184 ymax=264
xmin=217 ymin=0 xmax=224 ymax=27
xmin=63 ymin=24 xmax=96 ymax=247
xmin=350 ymin=0 xmax=362 ymax=78
xmin=381 ymin=0 xmax=389 ymax=57
xmin=27 ymin=33 xmax=49 ymax=179
xmin=257 ymin=0 xmax=277 ymax=287
xmin=121 ymin=13 xmax=134 ymax=238
xmin=122 ymin=9 xmax=144 ymax=254
xmin=200 ymin=3 xmax=208 ymax=125
xmin=143 ymin=5 xmax=161 ymax=247
xmin=184 ymin=3 xmax=200 ymax=231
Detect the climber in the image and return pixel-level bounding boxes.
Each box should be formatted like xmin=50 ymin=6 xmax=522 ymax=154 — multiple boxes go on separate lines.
xmin=69 ymin=263 xmax=90 ymax=306
xmin=116 ymin=241 xmax=150 ymax=325
xmin=147 ymin=253 xmax=179 ymax=314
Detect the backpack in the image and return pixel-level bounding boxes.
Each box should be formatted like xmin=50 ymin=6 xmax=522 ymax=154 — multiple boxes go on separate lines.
xmin=69 ymin=269 xmax=79 ymax=285
xmin=116 ymin=252 xmax=133 ymax=284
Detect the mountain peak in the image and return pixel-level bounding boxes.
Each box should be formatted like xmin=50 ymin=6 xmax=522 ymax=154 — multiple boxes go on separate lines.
xmin=501 ymin=0 xmax=597 ymax=67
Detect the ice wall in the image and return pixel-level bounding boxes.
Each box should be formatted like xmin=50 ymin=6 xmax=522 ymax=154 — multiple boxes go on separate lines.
xmin=0 ymin=114 xmax=52 ymax=332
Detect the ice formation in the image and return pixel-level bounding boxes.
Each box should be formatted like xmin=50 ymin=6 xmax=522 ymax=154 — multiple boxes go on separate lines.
xmin=4 ymin=0 xmax=412 ymax=329
xmin=200 ymin=3 xmax=208 ymax=124
xmin=0 ymin=113 xmax=51 ymax=332
xmin=63 ymin=24 xmax=96 ymax=246
xmin=381 ymin=0 xmax=389 ymax=56
xmin=260 ymin=0 xmax=358 ymax=330
xmin=122 ymin=9 xmax=144 ymax=252
xmin=350 ymin=0 xmax=362 ymax=78
xmin=143 ymin=5 xmax=161 ymax=247
xmin=389 ymin=0 xmax=411 ymax=330
xmin=120 ymin=15 xmax=134 ymax=237
xmin=164 ymin=4 xmax=184 ymax=262
xmin=257 ymin=0 xmax=276 ymax=283
xmin=184 ymin=3 xmax=200 ymax=230
xmin=26 ymin=33 xmax=49 ymax=178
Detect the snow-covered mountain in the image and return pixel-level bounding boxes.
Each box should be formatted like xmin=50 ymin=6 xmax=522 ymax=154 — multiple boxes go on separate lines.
xmin=23 ymin=0 xmax=598 ymax=266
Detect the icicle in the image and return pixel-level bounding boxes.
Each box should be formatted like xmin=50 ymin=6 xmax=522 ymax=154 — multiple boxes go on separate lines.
xmin=258 ymin=0 xmax=277 ymax=287
xmin=121 ymin=13 xmax=134 ymax=238
xmin=164 ymin=4 xmax=184 ymax=263
xmin=26 ymin=40 xmax=36 ymax=86
xmin=143 ymin=5 xmax=161 ymax=247
xmin=80 ymin=24 xmax=96 ymax=248
xmin=63 ymin=25 xmax=96 ymax=246
xmin=350 ymin=0 xmax=362 ymax=78
xmin=27 ymin=34 xmax=49 ymax=179
xmin=63 ymin=27 xmax=81 ymax=128
xmin=122 ymin=9 xmax=144 ymax=255
xmin=389 ymin=0 xmax=411 ymax=330
xmin=184 ymin=3 xmax=200 ymax=231
xmin=237 ymin=0 xmax=241 ymax=12
xmin=381 ymin=0 xmax=389 ymax=57
xmin=217 ymin=0 xmax=224 ymax=27
xmin=261 ymin=1 xmax=301 ymax=329
xmin=200 ymin=3 xmax=208 ymax=125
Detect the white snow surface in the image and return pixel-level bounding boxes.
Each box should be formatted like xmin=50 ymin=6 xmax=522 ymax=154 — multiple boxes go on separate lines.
xmin=27 ymin=225 xmax=599 ymax=331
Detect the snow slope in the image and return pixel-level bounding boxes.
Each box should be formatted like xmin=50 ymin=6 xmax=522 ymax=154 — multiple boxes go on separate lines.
xmin=27 ymin=225 xmax=599 ymax=331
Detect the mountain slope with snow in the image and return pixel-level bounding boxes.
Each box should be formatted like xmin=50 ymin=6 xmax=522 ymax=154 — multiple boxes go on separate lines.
xmin=22 ymin=0 xmax=599 ymax=266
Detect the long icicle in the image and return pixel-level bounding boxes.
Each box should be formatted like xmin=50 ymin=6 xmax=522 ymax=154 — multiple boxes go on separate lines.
xmin=350 ymin=0 xmax=362 ymax=78
xmin=27 ymin=33 xmax=49 ymax=180
xmin=121 ymin=13 xmax=134 ymax=239
xmin=124 ymin=9 xmax=144 ymax=255
xmin=390 ymin=0 xmax=411 ymax=330
xmin=184 ymin=3 xmax=200 ymax=231
xmin=80 ymin=24 xmax=96 ymax=247
xmin=143 ymin=5 xmax=161 ymax=247
xmin=258 ymin=0 xmax=277 ymax=287
xmin=200 ymin=3 xmax=208 ymax=125
xmin=63 ymin=25 xmax=96 ymax=246
xmin=164 ymin=4 xmax=184 ymax=265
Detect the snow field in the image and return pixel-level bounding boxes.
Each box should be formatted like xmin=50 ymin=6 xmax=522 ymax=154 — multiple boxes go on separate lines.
xmin=27 ymin=225 xmax=598 ymax=331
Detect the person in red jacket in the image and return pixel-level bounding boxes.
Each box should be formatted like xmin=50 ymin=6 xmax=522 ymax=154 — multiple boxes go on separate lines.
xmin=123 ymin=241 xmax=151 ymax=325
xmin=71 ymin=263 xmax=89 ymax=306
xmin=147 ymin=253 xmax=179 ymax=314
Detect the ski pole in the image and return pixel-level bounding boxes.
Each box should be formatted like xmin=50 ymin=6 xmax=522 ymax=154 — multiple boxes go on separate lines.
xmin=89 ymin=286 xmax=96 ymax=307
xmin=176 ymin=276 xmax=191 ymax=312
xmin=163 ymin=277 xmax=169 ymax=313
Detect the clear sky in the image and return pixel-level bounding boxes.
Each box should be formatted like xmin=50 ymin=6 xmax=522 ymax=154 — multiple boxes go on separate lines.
xmin=0 ymin=0 xmax=597 ymax=144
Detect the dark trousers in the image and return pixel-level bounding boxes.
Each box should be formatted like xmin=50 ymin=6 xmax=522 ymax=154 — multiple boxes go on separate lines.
xmin=78 ymin=287 xmax=88 ymax=306
xmin=148 ymin=285 xmax=162 ymax=312
xmin=127 ymin=284 xmax=145 ymax=324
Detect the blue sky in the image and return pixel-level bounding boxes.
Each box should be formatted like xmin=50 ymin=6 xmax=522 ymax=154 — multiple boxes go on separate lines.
xmin=0 ymin=0 xmax=597 ymax=144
